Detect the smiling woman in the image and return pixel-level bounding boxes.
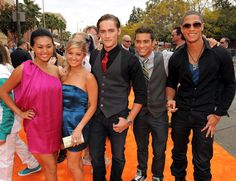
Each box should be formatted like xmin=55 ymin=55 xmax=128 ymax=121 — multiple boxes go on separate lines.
xmin=0 ymin=28 xmax=63 ymax=181
xmin=61 ymin=39 xmax=98 ymax=180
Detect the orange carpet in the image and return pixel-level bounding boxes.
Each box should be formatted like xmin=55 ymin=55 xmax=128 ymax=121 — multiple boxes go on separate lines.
xmin=12 ymin=91 xmax=236 ymax=180
xmin=12 ymin=129 xmax=236 ymax=181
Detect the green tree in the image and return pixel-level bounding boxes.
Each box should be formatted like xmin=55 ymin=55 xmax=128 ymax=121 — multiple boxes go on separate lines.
xmin=0 ymin=4 xmax=16 ymax=36
xmin=20 ymin=0 xmax=41 ymax=32
xmin=128 ymin=6 xmax=144 ymax=24
xmin=43 ymin=13 xmax=58 ymax=33
xmin=0 ymin=0 xmax=41 ymax=39
xmin=143 ymin=0 xmax=190 ymax=41
xmin=56 ymin=19 xmax=66 ymax=41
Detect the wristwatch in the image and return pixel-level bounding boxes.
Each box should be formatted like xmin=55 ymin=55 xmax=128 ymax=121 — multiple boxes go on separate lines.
xmin=126 ymin=117 xmax=133 ymax=126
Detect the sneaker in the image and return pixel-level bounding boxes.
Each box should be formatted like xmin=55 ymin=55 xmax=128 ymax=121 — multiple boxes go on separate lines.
xmin=132 ymin=169 xmax=147 ymax=181
xmin=153 ymin=177 xmax=162 ymax=181
xmin=18 ymin=165 xmax=41 ymax=176
xmin=104 ymin=155 xmax=110 ymax=166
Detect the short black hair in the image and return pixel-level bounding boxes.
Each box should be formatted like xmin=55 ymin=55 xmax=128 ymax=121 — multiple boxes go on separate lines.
xmin=222 ymin=37 xmax=230 ymax=44
xmin=181 ymin=10 xmax=204 ymax=24
xmin=97 ymin=14 xmax=120 ymax=31
xmin=30 ymin=28 xmax=54 ymax=47
xmin=135 ymin=26 xmax=155 ymax=41
xmin=173 ymin=27 xmax=182 ymax=36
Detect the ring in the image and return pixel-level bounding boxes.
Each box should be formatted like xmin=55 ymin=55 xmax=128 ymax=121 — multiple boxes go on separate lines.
xmin=73 ymin=140 xmax=77 ymax=144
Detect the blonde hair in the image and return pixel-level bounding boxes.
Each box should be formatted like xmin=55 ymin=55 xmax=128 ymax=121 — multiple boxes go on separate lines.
xmin=61 ymin=40 xmax=87 ymax=81
xmin=0 ymin=43 xmax=10 ymax=65
xmin=65 ymin=39 xmax=87 ymax=55
xmin=72 ymin=32 xmax=89 ymax=42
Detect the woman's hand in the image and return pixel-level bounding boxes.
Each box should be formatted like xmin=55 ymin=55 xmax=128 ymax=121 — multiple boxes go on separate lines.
xmin=20 ymin=109 xmax=35 ymax=119
xmin=71 ymin=127 xmax=83 ymax=146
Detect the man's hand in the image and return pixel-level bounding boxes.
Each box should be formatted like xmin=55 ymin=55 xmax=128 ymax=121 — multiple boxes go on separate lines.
xmin=207 ymin=37 xmax=220 ymax=48
xmin=166 ymin=100 xmax=178 ymax=113
xmin=113 ymin=117 xmax=130 ymax=133
xmin=201 ymin=114 xmax=221 ymax=138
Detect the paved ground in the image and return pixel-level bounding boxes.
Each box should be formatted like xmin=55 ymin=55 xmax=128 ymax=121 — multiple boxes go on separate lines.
xmin=215 ymin=95 xmax=236 ymax=157
xmin=215 ymin=65 xmax=236 ymax=157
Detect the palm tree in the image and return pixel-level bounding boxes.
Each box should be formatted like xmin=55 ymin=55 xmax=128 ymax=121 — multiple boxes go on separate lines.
xmin=20 ymin=0 xmax=41 ymax=34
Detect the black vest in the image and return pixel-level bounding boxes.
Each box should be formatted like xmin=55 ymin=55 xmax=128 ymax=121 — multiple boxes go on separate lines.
xmin=92 ymin=51 xmax=130 ymax=118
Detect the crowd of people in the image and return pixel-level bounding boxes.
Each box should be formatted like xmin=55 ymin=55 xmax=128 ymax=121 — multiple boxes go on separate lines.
xmin=0 ymin=10 xmax=235 ymax=181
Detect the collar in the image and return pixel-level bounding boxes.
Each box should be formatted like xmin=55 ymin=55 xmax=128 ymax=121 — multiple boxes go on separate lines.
xmin=182 ymin=37 xmax=211 ymax=52
xmin=101 ymin=44 xmax=122 ymax=61
xmin=139 ymin=51 xmax=154 ymax=62
xmin=101 ymin=44 xmax=120 ymax=54
xmin=121 ymin=44 xmax=129 ymax=51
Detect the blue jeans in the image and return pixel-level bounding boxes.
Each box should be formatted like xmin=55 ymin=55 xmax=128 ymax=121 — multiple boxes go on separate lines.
xmin=89 ymin=111 xmax=128 ymax=181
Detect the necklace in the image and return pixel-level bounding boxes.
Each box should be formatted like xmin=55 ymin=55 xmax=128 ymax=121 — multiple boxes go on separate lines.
xmin=187 ymin=45 xmax=204 ymax=70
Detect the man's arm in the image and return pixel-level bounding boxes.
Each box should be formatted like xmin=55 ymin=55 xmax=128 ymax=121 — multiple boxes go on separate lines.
xmin=202 ymin=47 xmax=235 ymax=138
xmin=166 ymin=87 xmax=178 ymax=113
xmin=113 ymin=54 xmax=146 ymax=133
xmin=214 ymin=47 xmax=236 ymax=116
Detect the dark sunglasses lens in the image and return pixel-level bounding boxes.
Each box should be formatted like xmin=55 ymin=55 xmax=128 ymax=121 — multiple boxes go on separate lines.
xmin=193 ymin=22 xmax=202 ymax=28
xmin=183 ymin=23 xmax=191 ymax=29
xmin=183 ymin=22 xmax=202 ymax=29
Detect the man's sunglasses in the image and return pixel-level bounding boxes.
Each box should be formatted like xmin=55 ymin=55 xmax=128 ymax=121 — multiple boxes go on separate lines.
xmin=182 ymin=22 xmax=202 ymax=29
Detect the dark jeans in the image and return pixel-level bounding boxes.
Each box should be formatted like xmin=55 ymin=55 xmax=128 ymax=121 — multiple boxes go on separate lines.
xmin=133 ymin=111 xmax=168 ymax=178
xmin=171 ymin=110 xmax=213 ymax=181
xmin=89 ymin=111 xmax=128 ymax=181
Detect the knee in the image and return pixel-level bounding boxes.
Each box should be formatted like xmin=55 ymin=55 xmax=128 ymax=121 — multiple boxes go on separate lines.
xmin=44 ymin=163 xmax=57 ymax=175
xmin=67 ymin=161 xmax=82 ymax=173
xmin=112 ymin=152 xmax=125 ymax=165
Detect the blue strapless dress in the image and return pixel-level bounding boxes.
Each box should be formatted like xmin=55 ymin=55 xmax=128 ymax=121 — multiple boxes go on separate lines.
xmin=62 ymin=84 xmax=89 ymax=152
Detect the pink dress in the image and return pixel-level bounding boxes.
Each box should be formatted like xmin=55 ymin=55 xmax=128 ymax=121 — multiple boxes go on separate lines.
xmin=14 ymin=60 xmax=62 ymax=154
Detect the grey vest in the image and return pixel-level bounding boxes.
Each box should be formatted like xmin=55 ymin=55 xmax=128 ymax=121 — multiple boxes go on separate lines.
xmin=141 ymin=52 xmax=167 ymax=117
xmin=92 ymin=51 xmax=130 ymax=118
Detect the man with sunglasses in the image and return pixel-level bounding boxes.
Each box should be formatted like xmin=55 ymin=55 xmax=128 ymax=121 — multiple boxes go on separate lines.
xmin=171 ymin=27 xmax=185 ymax=51
xmin=121 ymin=34 xmax=135 ymax=54
xmin=166 ymin=11 xmax=235 ymax=181
xmin=220 ymin=37 xmax=230 ymax=49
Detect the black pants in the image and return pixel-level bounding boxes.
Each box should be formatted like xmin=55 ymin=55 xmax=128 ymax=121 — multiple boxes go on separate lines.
xmin=133 ymin=111 xmax=168 ymax=178
xmin=171 ymin=110 xmax=213 ymax=181
xmin=89 ymin=111 xmax=128 ymax=181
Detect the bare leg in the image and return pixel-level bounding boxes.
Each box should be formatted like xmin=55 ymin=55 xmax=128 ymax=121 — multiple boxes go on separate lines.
xmin=39 ymin=153 xmax=58 ymax=181
xmin=67 ymin=150 xmax=83 ymax=181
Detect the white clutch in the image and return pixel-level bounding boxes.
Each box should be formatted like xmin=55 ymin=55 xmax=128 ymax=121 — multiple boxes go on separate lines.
xmin=62 ymin=134 xmax=84 ymax=148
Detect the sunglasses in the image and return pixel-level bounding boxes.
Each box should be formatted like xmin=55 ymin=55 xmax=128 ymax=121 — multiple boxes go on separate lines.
xmin=182 ymin=22 xmax=202 ymax=29
xmin=124 ymin=40 xmax=131 ymax=43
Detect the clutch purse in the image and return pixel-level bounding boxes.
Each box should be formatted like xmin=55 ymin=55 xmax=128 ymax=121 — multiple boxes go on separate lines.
xmin=62 ymin=134 xmax=84 ymax=148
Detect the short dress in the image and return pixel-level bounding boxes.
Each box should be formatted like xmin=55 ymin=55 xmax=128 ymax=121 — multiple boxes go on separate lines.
xmin=14 ymin=60 xmax=62 ymax=154
xmin=62 ymin=84 xmax=89 ymax=152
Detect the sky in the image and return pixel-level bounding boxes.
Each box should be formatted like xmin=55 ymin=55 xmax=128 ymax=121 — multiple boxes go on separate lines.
xmin=23 ymin=0 xmax=147 ymax=34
